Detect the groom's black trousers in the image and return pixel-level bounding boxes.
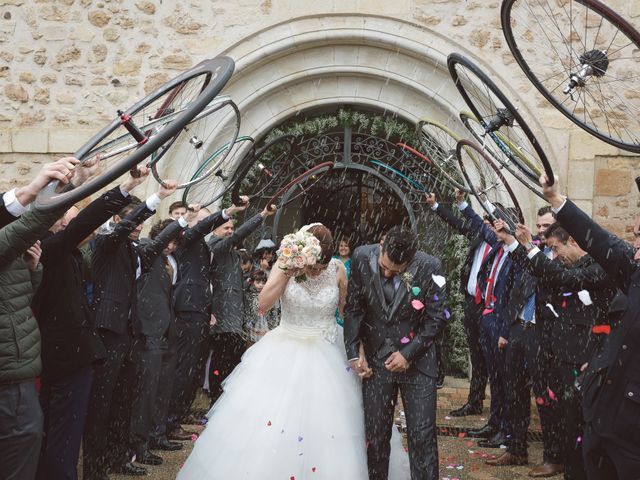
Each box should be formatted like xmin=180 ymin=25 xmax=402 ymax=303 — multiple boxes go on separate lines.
xmin=363 ymin=358 xmax=438 ymax=480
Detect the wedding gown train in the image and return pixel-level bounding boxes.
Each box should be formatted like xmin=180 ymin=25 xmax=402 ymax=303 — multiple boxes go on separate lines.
xmin=177 ymin=259 xmax=409 ymax=479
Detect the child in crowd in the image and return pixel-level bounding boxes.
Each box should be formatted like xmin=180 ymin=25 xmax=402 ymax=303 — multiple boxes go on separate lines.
xmin=243 ymin=269 xmax=279 ymax=345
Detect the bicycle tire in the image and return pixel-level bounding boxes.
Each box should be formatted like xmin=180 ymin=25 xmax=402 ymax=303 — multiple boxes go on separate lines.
xmin=35 ymin=56 xmax=235 ymax=212
xmin=456 ymin=139 xmax=525 ymax=230
xmin=150 ymin=97 xmax=241 ymax=189
xmin=447 ymin=52 xmax=555 ymax=186
xmin=501 ymin=0 xmax=640 ymax=153
xmin=267 ymin=162 xmax=334 ymax=208
xmin=181 ymin=136 xmax=255 ymax=208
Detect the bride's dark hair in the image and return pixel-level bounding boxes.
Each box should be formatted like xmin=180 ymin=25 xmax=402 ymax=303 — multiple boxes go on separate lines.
xmin=307 ymin=224 xmax=333 ymax=265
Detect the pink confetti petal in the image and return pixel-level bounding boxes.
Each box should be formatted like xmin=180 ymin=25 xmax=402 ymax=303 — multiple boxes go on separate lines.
xmin=411 ymin=299 xmax=424 ymax=310
xmin=400 ymin=336 xmax=411 ymax=344
xmin=190 ymin=434 xmax=198 ymax=442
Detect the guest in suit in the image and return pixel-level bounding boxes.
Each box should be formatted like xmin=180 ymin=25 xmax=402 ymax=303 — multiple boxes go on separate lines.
xmin=127 ymin=198 xmax=190 ymax=466
xmin=345 ymin=226 xmax=446 ymax=480
xmin=0 ymin=158 xmax=85 ymax=480
xmin=32 ymin=162 xmax=142 ymax=480
xmin=455 ymin=193 xmax=520 ymax=448
xmin=83 ymin=169 xmax=175 ymax=479
xmin=207 ymin=201 xmax=276 ymax=404
xmin=426 ymin=192 xmax=489 ymax=417
xmin=165 ymin=198 xmax=248 ymax=440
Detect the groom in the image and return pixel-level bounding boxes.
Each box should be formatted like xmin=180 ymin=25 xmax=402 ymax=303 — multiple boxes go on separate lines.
xmin=345 ymin=226 xmax=446 ymax=480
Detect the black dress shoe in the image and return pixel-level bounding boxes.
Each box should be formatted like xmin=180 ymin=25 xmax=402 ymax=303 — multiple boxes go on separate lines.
xmin=110 ymin=461 xmax=148 ymax=476
xmin=467 ymin=424 xmax=496 ymax=438
xmin=449 ymin=403 xmax=483 ymax=417
xmin=150 ymin=436 xmax=183 ymax=451
xmin=135 ymin=449 xmax=163 ymax=465
xmin=478 ymin=431 xmax=508 ymax=448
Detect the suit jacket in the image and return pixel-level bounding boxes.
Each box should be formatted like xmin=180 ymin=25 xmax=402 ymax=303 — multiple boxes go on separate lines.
xmin=432 ymin=203 xmax=486 ymax=295
xmin=460 ymin=203 xmax=520 ymax=336
xmin=91 ymin=201 xmax=156 ymax=335
xmin=208 ymin=213 xmax=264 ymax=335
xmin=511 ymin=244 xmax=615 ymax=364
xmin=173 ymin=211 xmax=225 ymax=315
xmin=344 ymin=244 xmax=446 ymax=378
xmin=133 ymin=220 xmax=186 ymax=338
xmin=556 ymin=199 xmax=640 ymax=442
xmin=32 ymin=186 xmax=130 ymax=382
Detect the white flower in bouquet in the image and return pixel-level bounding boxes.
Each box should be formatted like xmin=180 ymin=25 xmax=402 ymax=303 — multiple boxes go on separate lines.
xmin=276 ymin=230 xmax=322 ymax=282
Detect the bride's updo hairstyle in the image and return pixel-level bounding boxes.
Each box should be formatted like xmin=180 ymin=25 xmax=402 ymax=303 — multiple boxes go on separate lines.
xmin=307 ymin=224 xmax=334 ymax=265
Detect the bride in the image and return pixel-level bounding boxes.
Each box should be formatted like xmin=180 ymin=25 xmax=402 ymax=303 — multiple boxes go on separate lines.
xmin=177 ymin=224 xmax=408 ymax=480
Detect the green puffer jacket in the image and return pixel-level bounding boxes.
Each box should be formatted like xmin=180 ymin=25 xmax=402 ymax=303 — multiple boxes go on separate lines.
xmin=0 ymin=202 xmax=67 ymax=385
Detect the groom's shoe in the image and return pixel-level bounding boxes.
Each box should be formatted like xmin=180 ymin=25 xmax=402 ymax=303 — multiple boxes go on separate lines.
xmin=478 ymin=431 xmax=508 ymax=449
xmin=449 ymin=403 xmax=483 ymax=417
xmin=135 ymin=449 xmax=163 ymax=465
xmin=467 ymin=424 xmax=496 ymax=438
xmin=486 ymin=451 xmax=528 ymax=466
xmin=150 ymin=436 xmax=183 ymax=451
xmin=110 ymin=461 xmax=148 ymax=476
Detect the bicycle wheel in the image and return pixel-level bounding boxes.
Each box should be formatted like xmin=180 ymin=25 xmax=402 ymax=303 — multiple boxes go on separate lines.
xmin=447 ymin=52 xmax=554 ymax=185
xmin=230 ymin=134 xmax=298 ymax=205
xmin=368 ymin=159 xmax=432 ymax=194
xmin=502 ymin=0 xmax=640 ymax=153
xmin=35 ymin=56 xmax=235 ymax=212
xmin=416 ymin=118 xmax=475 ymax=192
xmin=459 ymin=110 xmax=546 ymax=200
xmin=150 ymin=96 xmax=241 ymax=189
xmin=181 ymin=136 xmax=255 ymax=208
xmin=267 ymin=162 xmax=334 ymax=208
xmin=456 ymin=139 xmax=524 ymax=231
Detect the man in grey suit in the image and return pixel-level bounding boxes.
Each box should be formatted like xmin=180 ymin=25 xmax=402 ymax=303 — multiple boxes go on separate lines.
xmin=207 ymin=201 xmax=276 ymax=403
xmin=345 ymin=226 xmax=446 ymax=480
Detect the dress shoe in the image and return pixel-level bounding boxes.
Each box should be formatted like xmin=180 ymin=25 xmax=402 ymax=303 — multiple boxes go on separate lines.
xmin=478 ymin=431 xmax=508 ymax=448
xmin=486 ymin=451 xmax=528 ymax=466
xmin=110 ymin=461 xmax=148 ymax=476
xmin=436 ymin=375 xmax=445 ymax=389
xmin=449 ymin=403 xmax=483 ymax=417
xmin=150 ymin=436 xmax=183 ymax=451
xmin=528 ymin=462 xmax=564 ymax=477
xmin=168 ymin=425 xmax=196 ymax=441
xmin=467 ymin=424 xmax=496 ymax=438
xmin=134 ymin=449 xmax=163 ymax=465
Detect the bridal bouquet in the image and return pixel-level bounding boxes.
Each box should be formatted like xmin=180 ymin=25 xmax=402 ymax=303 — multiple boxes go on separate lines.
xmin=276 ymin=230 xmax=322 ymax=281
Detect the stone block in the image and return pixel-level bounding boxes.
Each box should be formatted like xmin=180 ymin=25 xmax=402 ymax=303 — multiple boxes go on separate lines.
xmin=12 ymin=129 xmax=48 ymax=153
xmin=595 ymin=168 xmax=631 ymax=196
xmin=569 ymin=129 xmax=619 ymax=160
xmin=0 ymin=129 xmax=11 ymax=152
xmin=567 ymin=160 xmax=594 ymax=199
xmin=572 ymin=199 xmax=593 ymax=218
xmin=49 ymin=129 xmax=94 ymax=153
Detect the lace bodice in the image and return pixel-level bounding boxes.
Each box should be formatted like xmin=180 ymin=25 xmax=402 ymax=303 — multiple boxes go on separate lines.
xmin=279 ymin=258 xmax=340 ymax=342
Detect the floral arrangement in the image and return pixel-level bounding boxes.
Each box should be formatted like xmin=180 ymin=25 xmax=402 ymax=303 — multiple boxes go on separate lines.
xmin=276 ymin=229 xmax=322 ymax=282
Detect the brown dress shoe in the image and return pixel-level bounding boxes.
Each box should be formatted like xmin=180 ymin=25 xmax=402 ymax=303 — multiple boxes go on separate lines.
xmin=528 ymin=462 xmax=564 ymax=477
xmin=485 ymin=451 xmax=528 ymax=466
xmin=167 ymin=426 xmax=195 ymax=441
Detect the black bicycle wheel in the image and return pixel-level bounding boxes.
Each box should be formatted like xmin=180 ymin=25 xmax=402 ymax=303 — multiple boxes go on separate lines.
xmin=447 ymin=52 xmax=555 ymax=185
xmin=267 ymin=162 xmax=334 ymax=208
xmin=230 ymin=134 xmax=298 ymax=205
xmin=181 ymin=136 xmax=255 ymax=208
xmin=150 ymin=96 xmax=241 ymax=189
xmin=35 ymin=56 xmax=235 ymax=212
xmin=502 ymin=0 xmax=640 ymax=153
xmin=416 ymin=118 xmax=471 ymax=192
xmin=459 ymin=111 xmax=546 ymax=200
xmin=456 ymin=139 xmax=524 ymax=230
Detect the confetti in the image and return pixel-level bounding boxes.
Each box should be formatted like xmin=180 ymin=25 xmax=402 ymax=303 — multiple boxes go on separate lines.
xmin=401 ymin=336 xmax=411 ymax=344
xmin=213 ymin=370 xmax=220 ymax=376
xmin=536 ymin=397 xmax=544 ymax=405
xmin=444 ymin=416 xmax=452 ymax=420
xmin=311 ymin=467 xmax=316 ymax=473
xmin=592 ymin=325 xmax=611 ymax=334
xmin=444 ymin=308 xmax=451 ymax=320
xmin=457 ymin=432 xmax=466 ymax=438
xmin=547 ymin=387 xmax=557 ymax=401
xmin=267 ymin=421 xmax=272 ymax=426
xmin=190 ymin=434 xmax=198 ymax=442
xmin=562 ymin=292 xmax=573 ymax=296
xmin=577 ymin=436 xmax=582 ymax=443
xmin=431 ymin=274 xmax=446 ymax=287
xmin=433 ymin=293 xmax=439 ymax=301
xmin=298 ymin=436 xmax=303 ymax=442
xmin=411 ymin=299 xmax=424 ymax=310
xmin=578 ymin=290 xmax=593 ymax=306
xmin=412 ymin=286 xmax=421 ymax=296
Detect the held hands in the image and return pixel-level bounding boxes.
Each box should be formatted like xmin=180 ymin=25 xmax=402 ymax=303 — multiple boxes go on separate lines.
xmin=121 ymin=165 xmax=150 ymax=193
xmin=158 ymin=180 xmax=178 ymax=199
xmin=24 ymin=241 xmax=42 ymax=272
xmin=385 ymin=351 xmax=409 ymax=372
xmin=498 ymin=336 xmax=508 ymax=349
xmin=515 ymin=223 xmax=534 ymax=245
xmin=350 ymin=344 xmax=373 ymax=379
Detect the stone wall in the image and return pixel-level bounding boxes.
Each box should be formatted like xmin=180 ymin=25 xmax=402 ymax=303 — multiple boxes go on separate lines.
xmin=0 ymin=0 xmax=638 ymax=235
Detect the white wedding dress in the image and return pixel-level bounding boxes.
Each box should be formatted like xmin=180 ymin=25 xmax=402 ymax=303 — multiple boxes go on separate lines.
xmin=177 ymin=259 xmax=409 ymax=480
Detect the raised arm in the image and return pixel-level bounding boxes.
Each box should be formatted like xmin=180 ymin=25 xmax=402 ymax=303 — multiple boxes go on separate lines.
xmin=257 ymin=265 xmax=289 ymax=313
xmin=426 ymin=193 xmax=477 ymax=240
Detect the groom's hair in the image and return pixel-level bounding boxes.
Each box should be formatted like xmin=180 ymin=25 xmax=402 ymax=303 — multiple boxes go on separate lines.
xmin=382 ymin=226 xmax=417 ymax=264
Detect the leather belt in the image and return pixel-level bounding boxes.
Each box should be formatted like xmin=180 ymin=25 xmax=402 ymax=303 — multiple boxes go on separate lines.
xmin=517 ymin=319 xmax=535 ymax=330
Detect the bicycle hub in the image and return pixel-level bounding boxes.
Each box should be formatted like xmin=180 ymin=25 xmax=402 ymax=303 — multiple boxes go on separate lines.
xmin=563 ymin=50 xmax=609 ymax=95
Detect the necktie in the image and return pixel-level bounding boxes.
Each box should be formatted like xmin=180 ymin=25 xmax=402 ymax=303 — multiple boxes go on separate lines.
xmin=382 ymin=276 xmax=395 ymax=306
xmin=483 ymin=245 xmax=505 ymax=314
xmin=522 ymin=294 xmax=535 ymax=322
xmin=475 ymin=243 xmax=493 ymax=304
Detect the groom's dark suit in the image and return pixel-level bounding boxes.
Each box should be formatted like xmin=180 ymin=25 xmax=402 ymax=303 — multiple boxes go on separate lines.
xmin=345 ymin=244 xmax=446 ymax=480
